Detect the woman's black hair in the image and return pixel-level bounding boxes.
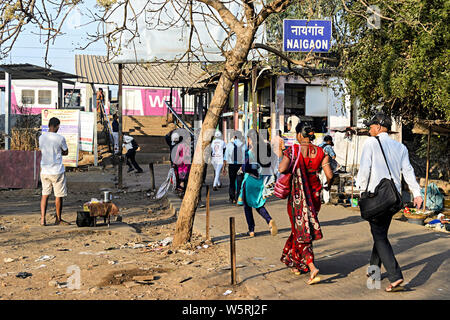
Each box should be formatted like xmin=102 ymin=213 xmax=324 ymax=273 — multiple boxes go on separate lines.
xmin=295 ymin=122 xmax=316 ymax=140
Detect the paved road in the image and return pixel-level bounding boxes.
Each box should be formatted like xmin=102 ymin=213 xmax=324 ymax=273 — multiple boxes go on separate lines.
xmin=160 ymin=164 xmax=450 ymax=300
xmin=68 ymin=163 xmax=450 ymax=299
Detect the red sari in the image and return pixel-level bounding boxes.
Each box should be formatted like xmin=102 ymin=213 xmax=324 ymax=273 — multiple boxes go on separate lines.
xmin=280 ymin=143 xmax=325 ymax=273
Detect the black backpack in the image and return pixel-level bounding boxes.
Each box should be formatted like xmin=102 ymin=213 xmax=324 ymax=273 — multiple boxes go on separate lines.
xmin=131 ymin=139 xmax=139 ymax=150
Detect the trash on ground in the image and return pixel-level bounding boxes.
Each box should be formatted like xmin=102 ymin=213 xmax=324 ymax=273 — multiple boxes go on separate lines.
xmin=223 ymin=290 xmax=233 ymax=296
xmin=178 ymin=249 xmax=196 ymax=255
xmin=180 ymin=277 xmax=192 ymax=283
xmin=4 ymin=258 xmax=17 ymax=263
xmin=78 ymin=251 xmax=107 ymax=255
xmin=203 ymin=245 xmax=209 ymax=249
xmin=159 ymin=237 xmax=173 ymax=247
xmin=108 ymin=260 xmax=118 ymax=265
xmin=35 ymin=255 xmax=55 ymax=262
xmin=16 ymin=272 xmax=32 ymax=279
xmin=132 ymin=275 xmax=155 ymax=282
xmin=56 ymin=249 xmax=71 ymax=252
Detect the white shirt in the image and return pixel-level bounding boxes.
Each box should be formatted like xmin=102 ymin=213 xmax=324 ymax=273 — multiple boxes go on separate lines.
xmin=123 ymin=135 xmax=134 ymax=151
xmin=356 ymin=132 xmax=421 ymax=198
xmin=39 ymin=132 xmax=68 ymax=175
xmin=211 ymin=139 xmax=225 ymax=163
xmin=224 ymin=139 xmax=245 ymax=164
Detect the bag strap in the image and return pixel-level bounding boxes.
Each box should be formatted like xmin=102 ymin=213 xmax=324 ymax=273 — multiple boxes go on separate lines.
xmin=291 ymin=145 xmax=302 ymax=174
xmin=375 ymin=136 xmax=394 ymax=181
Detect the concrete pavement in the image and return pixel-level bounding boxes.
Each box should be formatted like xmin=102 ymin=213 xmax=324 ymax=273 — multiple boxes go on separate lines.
xmin=162 ymin=164 xmax=450 ymax=300
xmin=67 ymin=163 xmax=449 ymax=299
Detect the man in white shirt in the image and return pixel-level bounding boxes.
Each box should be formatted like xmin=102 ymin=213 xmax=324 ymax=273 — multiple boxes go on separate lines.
xmin=122 ymin=134 xmax=143 ymax=173
xmin=211 ymin=131 xmax=226 ymax=191
xmin=356 ymin=112 xmax=423 ymax=292
xmin=39 ymin=117 xmax=69 ymax=226
xmin=224 ymin=132 xmax=245 ymax=203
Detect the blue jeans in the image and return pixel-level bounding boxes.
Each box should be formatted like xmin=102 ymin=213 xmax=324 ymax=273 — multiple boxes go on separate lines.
xmin=243 ymin=187 xmax=272 ymax=232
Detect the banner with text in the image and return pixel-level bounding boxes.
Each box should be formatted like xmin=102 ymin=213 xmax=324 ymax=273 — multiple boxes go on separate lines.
xmin=283 ymin=19 xmax=332 ymax=53
xmin=41 ymin=109 xmax=80 ymax=167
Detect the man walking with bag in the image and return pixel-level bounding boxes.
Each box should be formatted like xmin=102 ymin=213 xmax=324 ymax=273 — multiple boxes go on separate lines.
xmin=356 ymin=112 xmax=423 ymax=292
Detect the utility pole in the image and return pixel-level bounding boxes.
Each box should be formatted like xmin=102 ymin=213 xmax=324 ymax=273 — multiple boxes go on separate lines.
xmin=118 ymin=63 xmax=123 ymax=189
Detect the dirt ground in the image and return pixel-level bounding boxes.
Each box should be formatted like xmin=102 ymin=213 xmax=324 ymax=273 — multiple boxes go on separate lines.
xmin=0 ymin=188 xmax=250 ymax=300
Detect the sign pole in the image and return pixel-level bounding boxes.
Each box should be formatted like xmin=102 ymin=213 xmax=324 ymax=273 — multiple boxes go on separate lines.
xmin=230 ymin=217 xmax=237 ymax=285
xmin=206 ymin=185 xmax=210 ymax=240
xmin=118 ymin=64 xmax=123 ymax=189
xmin=4 ymin=71 xmax=11 ymax=150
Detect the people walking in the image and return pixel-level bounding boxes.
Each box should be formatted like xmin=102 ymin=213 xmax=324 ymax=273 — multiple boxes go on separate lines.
xmin=224 ymin=131 xmax=245 ymax=204
xmin=112 ymin=113 xmax=119 ymax=155
xmin=122 ymin=134 xmax=143 ymax=173
xmin=238 ymin=131 xmax=278 ymax=237
xmin=271 ymin=130 xmax=285 ymax=178
xmin=356 ymin=112 xmax=423 ymax=292
xmin=173 ymin=131 xmax=191 ymax=195
xmin=211 ymin=131 xmax=226 ymax=191
xmin=278 ymin=122 xmax=333 ymax=285
xmin=39 ymin=117 xmax=70 ymax=226
xmin=318 ymin=135 xmax=338 ymax=203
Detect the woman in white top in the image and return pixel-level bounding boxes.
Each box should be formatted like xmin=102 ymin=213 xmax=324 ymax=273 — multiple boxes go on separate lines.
xmin=211 ymin=131 xmax=226 ymax=190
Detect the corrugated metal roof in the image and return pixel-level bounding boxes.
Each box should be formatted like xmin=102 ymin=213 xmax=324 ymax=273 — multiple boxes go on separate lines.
xmin=0 ymin=63 xmax=78 ymax=84
xmin=75 ymin=54 xmax=209 ymax=88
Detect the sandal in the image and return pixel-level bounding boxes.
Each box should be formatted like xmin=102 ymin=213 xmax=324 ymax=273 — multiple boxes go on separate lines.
xmin=291 ymin=268 xmax=301 ymax=276
xmin=306 ymin=269 xmax=321 ymax=285
xmin=55 ymin=219 xmax=71 ymax=226
xmin=386 ymin=280 xmax=404 ymax=292
xmin=269 ymin=220 xmax=278 ymax=236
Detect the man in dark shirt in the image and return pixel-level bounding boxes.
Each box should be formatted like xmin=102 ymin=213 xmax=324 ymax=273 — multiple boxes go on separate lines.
xmin=112 ymin=114 xmax=119 ymax=154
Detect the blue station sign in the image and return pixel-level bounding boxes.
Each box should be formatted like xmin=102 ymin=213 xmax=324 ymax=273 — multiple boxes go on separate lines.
xmin=283 ymin=19 xmax=332 ymax=53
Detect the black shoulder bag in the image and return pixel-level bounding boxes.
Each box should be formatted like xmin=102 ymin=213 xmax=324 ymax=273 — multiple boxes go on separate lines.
xmin=359 ymin=136 xmax=403 ymax=221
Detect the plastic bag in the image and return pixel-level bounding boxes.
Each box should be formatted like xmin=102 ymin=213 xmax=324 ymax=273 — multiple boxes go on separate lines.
xmin=420 ymin=183 xmax=444 ymax=211
xmin=262 ymin=175 xmax=276 ymax=199
xmin=155 ymin=168 xmax=176 ymax=200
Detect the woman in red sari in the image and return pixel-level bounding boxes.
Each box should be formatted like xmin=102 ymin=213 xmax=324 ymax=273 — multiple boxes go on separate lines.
xmin=278 ymin=122 xmax=333 ymax=285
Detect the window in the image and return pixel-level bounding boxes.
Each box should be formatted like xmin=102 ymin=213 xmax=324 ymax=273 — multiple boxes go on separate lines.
xmin=22 ymin=90 xmax=35 ymax=105
xmin=38 ymin=90 xmax=52 ymax=105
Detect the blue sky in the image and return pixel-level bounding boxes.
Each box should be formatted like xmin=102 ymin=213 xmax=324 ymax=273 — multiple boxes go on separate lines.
xmin=4 ymin=0 xmax=107 ymax=75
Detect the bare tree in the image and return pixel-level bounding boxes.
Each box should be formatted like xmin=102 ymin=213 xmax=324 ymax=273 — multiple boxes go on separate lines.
xmin=1 ymin=0 xmax=322 ymax=246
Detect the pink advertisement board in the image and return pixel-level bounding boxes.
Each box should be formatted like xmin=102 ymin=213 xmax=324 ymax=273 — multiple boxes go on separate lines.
xmin=123 ymin=88 xmax=192 ymax=116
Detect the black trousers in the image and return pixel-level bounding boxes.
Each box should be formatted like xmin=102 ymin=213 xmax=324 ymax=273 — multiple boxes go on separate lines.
xmin=126 ymin=149 xmax=142 ymax=171
xmin=369 ymin=214 xmax=403 ymax=283
xmin=228 ymin=164 xmax=243 ymax=201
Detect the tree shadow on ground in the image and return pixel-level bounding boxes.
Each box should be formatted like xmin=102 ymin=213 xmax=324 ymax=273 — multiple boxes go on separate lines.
xmin=211 ymin=227 xmax=292 ymax=245
xmin=320 ymin=215 xmax=364 ymax=226
xmin=239 ymin=231 xmax=448 ymax=291
xmin=315 ymin=232 xmax=447 ymax=288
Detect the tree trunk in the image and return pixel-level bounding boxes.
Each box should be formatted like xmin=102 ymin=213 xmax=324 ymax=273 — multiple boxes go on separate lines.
xmin=173 ymin=30 xmax=256 ymax=246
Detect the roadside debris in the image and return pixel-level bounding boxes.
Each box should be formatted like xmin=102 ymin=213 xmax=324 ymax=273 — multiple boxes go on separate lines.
xmin=178 ymin=249 xmax=196 ymax=255
xmin=180 ymin=277 xmax=192 ymax=283
xmin=159 ymin=237 xmax=173 ymax=247
xmin=223 ymin=290 xmax=232 ymax=296
xmin=35 ymin=255 xmax=55 ymax=262
xmin=4 ymin=258 xmax=17 ymax=263
xmin=16 ymin=272 xmax=32 ymax=279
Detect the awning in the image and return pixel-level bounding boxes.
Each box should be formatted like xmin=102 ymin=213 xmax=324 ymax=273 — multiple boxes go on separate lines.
xmin=0 ymin=63 xmax=78 ymax=84
xmin=75 ymin=54 xmax=209 ymax=88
